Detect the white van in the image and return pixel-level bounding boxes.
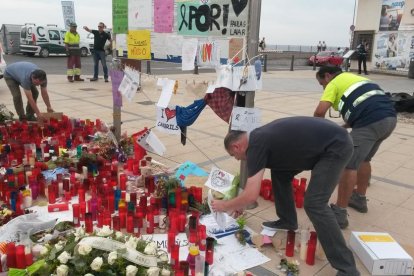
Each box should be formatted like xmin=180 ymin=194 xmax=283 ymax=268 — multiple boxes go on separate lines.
xmin=0 ymin=43 xmax=6 ymax=79
xmin=20 ymin=23 xmax=90 ymax=58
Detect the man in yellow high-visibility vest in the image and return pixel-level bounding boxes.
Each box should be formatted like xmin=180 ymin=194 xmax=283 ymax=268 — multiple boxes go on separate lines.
xmin=64 ymin=22 xmax=84 ymax=82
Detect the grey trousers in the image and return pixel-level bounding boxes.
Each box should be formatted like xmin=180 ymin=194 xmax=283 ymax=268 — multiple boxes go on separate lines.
xmin=271 ymin=135 xmax=360 ymax=276
xmin=4 ymin=76 xmax=38 ymax=119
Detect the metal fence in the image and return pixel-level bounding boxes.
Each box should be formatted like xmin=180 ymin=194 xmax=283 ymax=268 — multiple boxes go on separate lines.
xmin=265 ymin=44 xmax=345 ymax=53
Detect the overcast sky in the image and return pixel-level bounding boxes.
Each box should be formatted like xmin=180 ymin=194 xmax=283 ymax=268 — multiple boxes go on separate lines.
xmin=0 ymin=0 xmax=356 ymax=47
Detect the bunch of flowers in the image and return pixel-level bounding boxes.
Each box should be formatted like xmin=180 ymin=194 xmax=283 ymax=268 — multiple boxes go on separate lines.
xmin=0 ymin=104 xmax=14 ymax=122
xmin=26 ymin=226 xmax=172 ymax=276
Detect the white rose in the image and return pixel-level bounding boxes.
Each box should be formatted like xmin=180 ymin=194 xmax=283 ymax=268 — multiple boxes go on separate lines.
xmin=40 ymin=246 xmax=49 ymax=256
xmin=125 ymin=236 xmax=138 ymax=250
xmin=97 ymin=225 xmax=113 ymax=237
xmin=90 ymin=257 xmax=103 ymax=271
xmin=57 ymin=251 xmax=71 ymax=264
xmin=158 ymin=253 xmax=169 ymax=262
xmin=55 ymin=241 xmax=65 ymax=252
xmin=115 ymin=231 xmax=124 ymax=240
xmin=56 ymin=264 xmax=69 ymax=276
xmin=107 ymin=251 xmax=117 ymax=265
xmin=146 ymin=267 xmax=160 ymax=276
xmin=144 ymin=241 xmax=157 ymax=255
xmin=126 ymin=265 xmax=138 ymax=276
xmin=161 ymin=268 xmax=171 ymax=276
xmin=78 ymin=244 xmax=92 ymax=255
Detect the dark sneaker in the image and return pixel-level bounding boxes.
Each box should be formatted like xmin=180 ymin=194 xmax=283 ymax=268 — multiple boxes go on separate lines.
xmin=330 ymin=203 xmax=349 ymax=229
xmin=348 ymin=191 xmax=368 ymax=213
xmin=104 ymin=79 xmax=109 ymax=82
xmin=90 ymin=78 xmax=98 ymax=81
xmin=262 ymin=220 xmax=298 ymax=231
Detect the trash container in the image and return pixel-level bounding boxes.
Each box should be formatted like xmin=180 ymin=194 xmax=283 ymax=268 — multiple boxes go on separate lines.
xmin=409 ymin=58 xmax=414 ymax=79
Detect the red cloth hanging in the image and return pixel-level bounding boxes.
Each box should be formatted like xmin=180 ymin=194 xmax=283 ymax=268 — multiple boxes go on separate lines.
xmin=204 ymin=87 xmax=235 ymax=123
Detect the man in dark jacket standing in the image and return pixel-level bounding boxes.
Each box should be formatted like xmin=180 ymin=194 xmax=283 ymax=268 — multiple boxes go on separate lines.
xmin=83 ymin=22 xmax=112 ymax=82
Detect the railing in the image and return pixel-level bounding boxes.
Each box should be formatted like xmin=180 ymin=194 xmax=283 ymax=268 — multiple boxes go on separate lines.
xmin=264 ymin=44 xmax=346 ymax=53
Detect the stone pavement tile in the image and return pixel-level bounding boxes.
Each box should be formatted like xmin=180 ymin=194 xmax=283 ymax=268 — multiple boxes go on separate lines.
xmin=377 ymin=207 xmax=414 ymax=240
xmin=385 ymin=167 xmax=414 ymax=187
xmin=367 ymin=180 xmax=414 ymax=206
xmin=401 ymin=194 xmax=414 ymax=212
xmin=374 ymin=150 xmax=413 ymax=167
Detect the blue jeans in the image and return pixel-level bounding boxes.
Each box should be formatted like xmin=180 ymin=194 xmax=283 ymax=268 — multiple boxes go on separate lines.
xmin=93 ymin=50 xmax=108 ymax=79
xmin=271 ymin=135 xmax=360 ymax=276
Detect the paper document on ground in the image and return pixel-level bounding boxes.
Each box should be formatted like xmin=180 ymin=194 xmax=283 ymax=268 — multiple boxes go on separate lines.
xmin=261 ymin=228 xmax=277 ymax=237
xmin=210 ymin=234 xmax=270 ymax=273
xmin=207 ymin=190 xmax=227 ymax=229
xmin=200 ymin=213 xmax=238 ymax=238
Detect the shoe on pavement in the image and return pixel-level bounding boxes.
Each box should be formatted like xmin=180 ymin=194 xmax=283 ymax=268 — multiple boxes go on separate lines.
xmin=348 ymin=191 xmax=368 ymax=213
xmin=104 ymin=79 xmax=109 ymax=82
xmin=330 ymin=203 xmax=349 ymax=229
xmin=262 ymin=220 xmax=298 ymax=231
xmin=90 ymin=78 xmax=98 ymax=81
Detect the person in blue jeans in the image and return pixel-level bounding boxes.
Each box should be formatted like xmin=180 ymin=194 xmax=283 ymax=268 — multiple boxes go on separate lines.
xmin=83 ymin=23 xmax=111 ymax=82
xmin=211 ymin=117 xmax=360 ymax=276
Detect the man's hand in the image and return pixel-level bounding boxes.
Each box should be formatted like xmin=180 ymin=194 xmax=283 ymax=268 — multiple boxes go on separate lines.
xmin=230 ymin=209 xmax=244 ymax=218
xmin=211 ymin=199 xmax=227 ymax=213
xmin=37 ymin=113 xmax=47 ymax=124
xmin=47 ymin=107 xmax=54 ymax=113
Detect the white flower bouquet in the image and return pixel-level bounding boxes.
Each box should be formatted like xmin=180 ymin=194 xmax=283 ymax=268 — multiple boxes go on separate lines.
xmin=9 ymin=225 xmax=172 ymax=276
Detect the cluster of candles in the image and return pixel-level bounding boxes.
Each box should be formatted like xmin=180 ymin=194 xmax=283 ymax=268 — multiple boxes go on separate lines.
xmin=260 ymin=177 xmax=307 ymax=208
xmin=285 ymin=229 xmax=318 ymax=266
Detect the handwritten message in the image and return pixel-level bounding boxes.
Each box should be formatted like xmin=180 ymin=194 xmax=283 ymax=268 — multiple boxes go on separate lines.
xmin=128 ymin=30 xmax=151 ymax=59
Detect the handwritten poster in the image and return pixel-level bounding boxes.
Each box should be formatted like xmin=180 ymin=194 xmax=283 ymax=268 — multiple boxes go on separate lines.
xmin=154 ymin=0 xmax=174 ymax=33
xmin=128 ymin=30 xmax=151 ymax=59
xmin=197 ymin=40 xmax=220 ymax=68
xmin=156 ymin=106 xmax=181 ymax=135
xmin=118 ymin=66 xmax=140 ymax=102
xmin=113 ymin=0 xmax=128 ymax=34
xmin=110 ymin=69 xmax=124 ymax=107
xmin=115 ymin=33 xmax=127 ymax=57
xmin=182 ymin=38 xmax=198 ymax=71
xmin=177 ymin=0 xmax=249 ymax=37
xmin=231 ymin=106 xmax=261 ymax=132
xmin=128 ymin=0 xmax=152 ymax=29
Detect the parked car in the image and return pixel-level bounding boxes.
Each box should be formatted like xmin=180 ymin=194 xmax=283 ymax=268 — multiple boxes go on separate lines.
xmin=20 ymin=23 xmax=90 ymax=58
xmin=308 ymin=51 xmax=344 ymax=66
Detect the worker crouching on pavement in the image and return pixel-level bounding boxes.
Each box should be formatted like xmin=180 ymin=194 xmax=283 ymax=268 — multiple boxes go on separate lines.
xmin=64 ymin=22 xmax=84 ymax=82
xmin=313 ymin=66 xmax=396 ymax=229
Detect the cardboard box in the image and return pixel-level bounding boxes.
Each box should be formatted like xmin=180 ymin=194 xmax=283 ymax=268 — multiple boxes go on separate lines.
xmin=350 ymin=232 xmax=413 ymax=275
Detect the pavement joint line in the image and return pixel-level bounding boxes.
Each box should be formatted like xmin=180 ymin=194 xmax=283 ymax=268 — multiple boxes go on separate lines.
xmin=371 ymin=176 xmax=414 ymax=190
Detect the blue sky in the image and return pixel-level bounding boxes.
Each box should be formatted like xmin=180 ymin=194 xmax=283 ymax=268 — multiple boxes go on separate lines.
xmin=0 ymin=0 xmax=356 ymax=46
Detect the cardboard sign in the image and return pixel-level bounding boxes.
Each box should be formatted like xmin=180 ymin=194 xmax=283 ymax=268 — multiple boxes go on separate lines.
xmin=156 ymin=106 xmax=181 ymax=135
xmin=127 ymin=30 xmax=151 ymax=60
xmin=231 ymin=106 xmax=261 ymax=132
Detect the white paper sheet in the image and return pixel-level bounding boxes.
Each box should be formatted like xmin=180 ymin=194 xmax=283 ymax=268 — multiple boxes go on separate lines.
xmin=156 ymin=106 xmax=181 ymax=135
xmin=204 ymin=167 xmax=234 ymax=193
xmin=231 ymin=106 xmax=261 ymax=132
xmin=128 ymin=0 xmax=152 ymax=29
xmin=181 ymin=38 xmax=198 ymax=71
xmin=118 ymin=66 xmax=140 ymax=102
xmin=156 ymin=79 xmax=175 ymax=108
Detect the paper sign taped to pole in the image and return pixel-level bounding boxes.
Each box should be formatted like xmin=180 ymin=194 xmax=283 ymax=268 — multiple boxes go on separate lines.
xmin=231 ymin=106 xmax=261 ymax=132
xmin=118 ymin=66 xmax=140 ymax=102
xmin=232 ymin=65 xmax=257 ymax=91
xmin=216 ymin=65 xmax=233 ymax=90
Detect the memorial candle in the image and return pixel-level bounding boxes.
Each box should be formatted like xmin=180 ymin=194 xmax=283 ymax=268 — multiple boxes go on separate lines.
xmin=15 ymin=245 xmax=26 ymax=269
xmin=285 ymin=230 xmax=295 ymax=257
xmin=306 ymin=231 xmax=317 ymax=265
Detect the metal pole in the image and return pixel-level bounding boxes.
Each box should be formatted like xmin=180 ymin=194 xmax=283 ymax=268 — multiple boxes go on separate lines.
xmin=290 ymin=55 xmax=294 ymax=71
xmin=263 ymin=54 xmax=267 ymax=72
xmin=238 ymin=0 xmax=262 ymax=192
xmin=313 ymin=54 xmax=317 ymax=71
xmin=146 ymin=60 xmax=151 ymax=74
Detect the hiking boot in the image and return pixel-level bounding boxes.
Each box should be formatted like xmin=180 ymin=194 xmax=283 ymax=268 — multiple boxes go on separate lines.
xmin=74 ymin=75 xmax=84 ymax=81
xmin=330 ymin=203 xmax=349 ymax=229
xmin=348 ymin=191 xmax=368 ymax=213
xmin=262 ymin=220 xmax=298 ymax=231
xmin=90 ymin=78 xmax=98 ymax=81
